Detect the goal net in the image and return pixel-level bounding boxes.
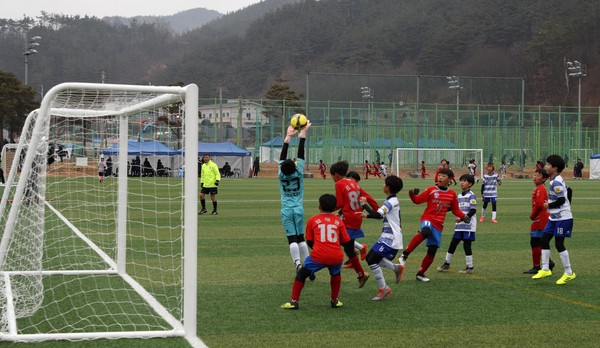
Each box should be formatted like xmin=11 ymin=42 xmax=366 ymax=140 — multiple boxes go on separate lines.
xmin=394 ymin=148 xmax=483 ymax=180
xmin=0 ymin=83 xmax=204 ymax=347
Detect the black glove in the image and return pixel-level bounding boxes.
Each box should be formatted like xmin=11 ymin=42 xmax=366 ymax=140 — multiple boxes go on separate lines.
xmin=215 ymin=180 xmax=219 ymax=186
xmin=411 ymin=188 xmax=420 ymax=195
xmin=201 ymin=183 xmax=204 ymax=188
xmin=463 ymin=215 xmax=471 ymax=223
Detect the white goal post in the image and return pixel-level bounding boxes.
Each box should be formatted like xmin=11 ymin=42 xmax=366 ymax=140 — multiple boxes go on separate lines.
xmin=0 ymin=83 xmax=205 ymax=347
xmin=394 ymin=148 xmax=484 ymax=180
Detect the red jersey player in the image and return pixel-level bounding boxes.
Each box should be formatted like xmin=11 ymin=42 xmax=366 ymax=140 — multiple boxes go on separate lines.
xmin=421 ymin=161 xmax=429 ymax=179
xmin=524 ymin=168 xmax=554 ymax=274
xmin=281 ymin=194 xmax=355 ymax=310
xmin=330 ymin=161 xmax=377 ymax=288
xmin=363 ymin=160 xmax=371 ymax=179
xmin=399 ymin=167 xmax=467 ymax=282
xmin=318 ymin=159 xmax=327 ymax=180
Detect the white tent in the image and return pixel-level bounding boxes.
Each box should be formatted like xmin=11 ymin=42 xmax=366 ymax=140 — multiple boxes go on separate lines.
xmin=589 ymin=153 xmax=600 ymax=179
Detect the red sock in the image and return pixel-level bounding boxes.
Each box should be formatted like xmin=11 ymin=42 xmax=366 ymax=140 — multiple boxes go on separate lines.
xmin=330 ymin=274 xmax=341 ymax=300
xmin=532 ymin=246 xmax=542 ymax=267
xmin=418 ymin=253 xmax=435 ymax=274
xmin=349 ymin=255 xmax=365 ymax=278
xmin=405 ymin=233 xmax=425 ymax=254
xmin=291 ymin=280 xmax=305 ymax=302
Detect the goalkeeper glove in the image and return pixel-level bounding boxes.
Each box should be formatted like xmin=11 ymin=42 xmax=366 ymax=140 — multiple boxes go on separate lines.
xmin=200 ymin=183 xmax=204 ymax=188
xmin=410 ymin=188 xmax=420 ymax=195
xmin=215 ymin=180 xmax=219 ymax=186
xmin=463 ymin=215 xmax=471 ymax=223
xmin=298 ymin=121 xmax=312 ymax=138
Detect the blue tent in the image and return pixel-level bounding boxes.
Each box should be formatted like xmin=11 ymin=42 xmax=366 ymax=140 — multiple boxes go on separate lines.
xmin=369 ymin=137 xmax=409 ymax=148
xmin=102 ymin=140 xmax=180 ymax=156
xmin=417 ymin=138 xmax=457 ymax=148
xmin=314 ymin=138 xmax=362 ymax=147
xmin=197 ymin=142 xmax=251 ymax=156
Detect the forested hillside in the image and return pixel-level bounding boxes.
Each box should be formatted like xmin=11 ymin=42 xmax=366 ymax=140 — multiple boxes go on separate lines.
xmin=0 ymin=0 xmax=599 ymax=105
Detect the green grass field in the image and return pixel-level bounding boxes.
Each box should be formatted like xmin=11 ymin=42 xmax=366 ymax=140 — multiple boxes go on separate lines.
xmin=6 ymin=176 xmax=600 ymax=347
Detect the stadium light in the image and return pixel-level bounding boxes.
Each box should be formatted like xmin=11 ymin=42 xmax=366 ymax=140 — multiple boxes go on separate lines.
xmin=447 ymin=76 xmax=462 ymax=113
xmin=23 ymin=35 xmax=42 ymax=85
xmin=360 ymin=86 xmax=373 ymax=162
xmin=566 ymin=60 xmax=586 ymax=160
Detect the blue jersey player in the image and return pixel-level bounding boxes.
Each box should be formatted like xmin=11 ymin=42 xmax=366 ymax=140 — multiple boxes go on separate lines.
xmin=437 ymin=174 xmax=477 ymax=274
xmin=532 ymin=155 xmax=576 ymax=285
xmin=279 ymin=121 xmax=311 ymax=275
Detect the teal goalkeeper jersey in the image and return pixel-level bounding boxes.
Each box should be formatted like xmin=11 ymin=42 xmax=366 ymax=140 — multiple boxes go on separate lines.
xmin=278 ymin=158 xmax=305 ymax=209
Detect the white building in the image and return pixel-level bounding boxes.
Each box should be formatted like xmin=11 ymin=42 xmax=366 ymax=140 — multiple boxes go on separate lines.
xmin=199 ymin=100 xmax=268 ymax=129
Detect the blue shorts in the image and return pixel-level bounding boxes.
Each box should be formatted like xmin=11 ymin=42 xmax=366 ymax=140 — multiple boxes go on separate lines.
xmin=281 ymin=207 xmax=304 ymax=237
xmin=483 ymin=197 xmax=497 ymax=203
xmin=421 ymin=220 xmax=443 ymax=248
xmin=302 ymin=256 xmax=342 ymax=277
xmin=530 ymin=229 xmax=543 ymax=239
xmin=543 ymin=219 xmax=573 ymax=238
xmin=452 ymin=231 xmax=476 ymax=241
xmin=372 ymin=242 xmax=399 ymax=260
xmin=346 ymin=228 xmax=365 ymax=240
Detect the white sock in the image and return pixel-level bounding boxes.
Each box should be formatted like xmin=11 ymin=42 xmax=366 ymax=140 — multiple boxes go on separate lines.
xmin=298 ymin=241 xmax=309 ymax=261
xmin=369 ymin=263 xmax=386 ymax=289
xmin=559 ymin=250 xmax=573 ymax=275
xmin=445 ymin=252 xmax=453 ymax=264
xmin=354 ymin=241 xmax=364 ymax=250
xmin=541 ymin=249 xmax=550 ymax=271
xmin=466 ymin=255 xmax=473 ymax=268
xmin=289 ymin=243 xmax=301 ymax=267
xmin=379 ymin=258 xmax=395 ymax=271
xmin=492 ymin=211 xmax=497 ymax=220
xmin=481 ymin=209 xmax=486 ymax=217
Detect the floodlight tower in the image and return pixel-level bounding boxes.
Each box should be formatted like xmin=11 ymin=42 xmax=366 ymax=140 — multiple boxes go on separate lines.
xmin=23 ymin=36 xmax=41 ymax=85
xmin=361 ymin=86 xmax=374 ymax=162
xmin=566 ymin=60 xmax=586 ymax=160
xmin=447 ymin=76 xmax=462 ymax=115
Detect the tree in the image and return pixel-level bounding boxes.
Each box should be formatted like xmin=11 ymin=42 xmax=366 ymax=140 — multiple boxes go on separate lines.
xmin=0 ymin=71 xmax=39 ymax=141
xmin=263 ymin=77 xmax=304 ymax=137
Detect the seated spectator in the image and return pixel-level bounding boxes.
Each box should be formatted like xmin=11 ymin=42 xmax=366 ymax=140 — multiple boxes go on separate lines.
xmin=142 ymin=158 xmax=155 ymax=177
xmin=222 ymin=162 xmax=233 ymax=177
xmin=156 ymin=159 xmax=168 ymax=177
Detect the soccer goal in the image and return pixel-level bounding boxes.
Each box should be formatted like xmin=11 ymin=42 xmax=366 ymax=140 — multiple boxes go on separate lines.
xmin=0 ymin=83 xmax=205 ymax=347
xmin=394 ymin=148 xmax=483 ymax=180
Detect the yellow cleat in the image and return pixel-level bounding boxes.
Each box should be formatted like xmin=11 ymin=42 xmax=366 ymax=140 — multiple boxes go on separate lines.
xmin=556 ymin=272 xmax=576 ymax=285
xmin=532 ymin=269 xmax=552 ymax=279
xmin=281 ymin=301 xmax=298 ymax=310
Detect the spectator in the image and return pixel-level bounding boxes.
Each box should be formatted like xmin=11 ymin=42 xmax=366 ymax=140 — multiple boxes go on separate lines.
xmin=253 ymin=157 xmax=260 ymax=177
xmin=143 ymin=158 xmax=154 ymax=177
xmin=105 ymin=156 xmax=113 ymax=177
xmin=222 ymin=162 xmax=232 ymax=177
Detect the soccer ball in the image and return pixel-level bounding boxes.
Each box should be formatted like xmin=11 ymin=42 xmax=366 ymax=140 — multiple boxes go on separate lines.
xmin=290 ymin=114 xmax=308 ymax=131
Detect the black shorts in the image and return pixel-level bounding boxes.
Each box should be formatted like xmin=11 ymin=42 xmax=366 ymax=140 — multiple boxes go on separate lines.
xmin=201 ymin=187 xmax=218 ymax=195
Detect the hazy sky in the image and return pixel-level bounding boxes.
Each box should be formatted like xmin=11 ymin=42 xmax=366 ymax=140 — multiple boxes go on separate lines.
xmin=3 ymin=0 xmax=263 ymax=20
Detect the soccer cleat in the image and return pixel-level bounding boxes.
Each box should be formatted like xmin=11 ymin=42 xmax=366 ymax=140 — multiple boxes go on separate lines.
xmin=371 ymin=286 xmax=392 ymax=301
xmin=491 ymin=219 xmax=498 ymax=223
xmin=458 ymin=267 xmax=474 ymax=274
xmin=523 ymin=266 xmax=540 ymax=274
xmin=416 ymin=273 xmax=430 ymax=282
xmin=532 ymin=269 xmax=552 ymax=279
xmin=330 ymin=299 xmax=344 ymax=308
xmin=281 ymin=301 xmax=299 ymax=310
xmin=211 ymin=211 xmax=218 ymax=215
xmin=342 ymin=259 xmax=353 ymax=268
xmin=394 ymin=264 xmax=404 ymax=284
xmin=479 ymin=216 xmax=485 ymax=222
xmin=398 ymin=255 xmax=406 ymax=267
xmin=437 ymin=262 xmax=450 ymax=272
xmin=357 ymin=273 xmax=369 ymax=288
xmin=556 ymin=272 xmax=576 ymax=285
xmin=360 ymin=244 xmax=368 ymax=260
xmin=199 ymin=209 xmax=208 ymax=215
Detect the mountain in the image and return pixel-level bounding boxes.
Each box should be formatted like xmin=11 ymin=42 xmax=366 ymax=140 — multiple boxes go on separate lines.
xmin=103 ymin=8 xmax=223 ymax=34
xmin=0 ymin=0 xmax=598 ymax=106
